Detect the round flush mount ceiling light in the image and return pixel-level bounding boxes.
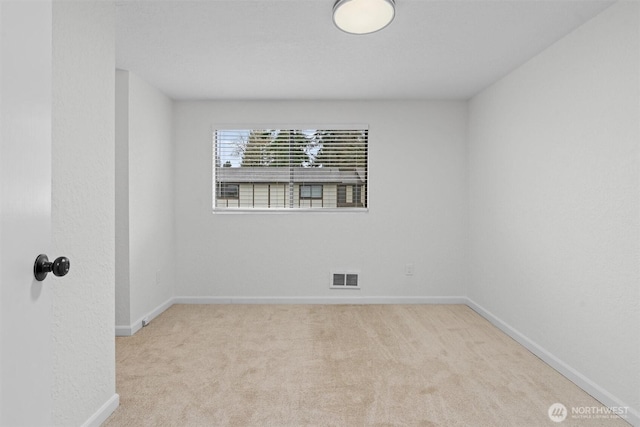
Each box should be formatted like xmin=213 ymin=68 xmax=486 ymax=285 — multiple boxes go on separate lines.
xmin=333 ymin=0 xmax=396 ymax=35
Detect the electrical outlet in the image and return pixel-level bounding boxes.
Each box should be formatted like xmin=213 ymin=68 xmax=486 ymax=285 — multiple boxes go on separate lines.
xmin=404 ymin=263 xmax=414 ymax=276
xmin=156 ymin=270 xmax=161 ymax=285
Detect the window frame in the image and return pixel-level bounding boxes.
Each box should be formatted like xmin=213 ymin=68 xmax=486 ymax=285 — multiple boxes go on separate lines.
xmin=299 ymin=184 xmax=323 ymax=200
xmin=337 ymin=184 xmax=365 ymax=208
xmin=216 ymin=183 xmax=240 ymax=200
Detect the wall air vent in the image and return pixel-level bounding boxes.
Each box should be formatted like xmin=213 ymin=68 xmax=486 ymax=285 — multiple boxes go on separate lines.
xmin=331 ymin=272 xmax=360 ymax=289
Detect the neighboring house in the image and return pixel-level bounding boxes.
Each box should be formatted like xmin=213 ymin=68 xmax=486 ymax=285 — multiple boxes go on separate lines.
xmin=215 ymin=166 xmax=366 ymax=209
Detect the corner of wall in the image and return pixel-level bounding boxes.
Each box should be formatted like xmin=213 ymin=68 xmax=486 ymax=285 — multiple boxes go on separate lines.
xmin=115 ymin=68 xmax=131 ymax=327
xmin=117 ymin=72 xmax=176 ymax=331
xmin=52 ymin=1 xmax=117 ymax=425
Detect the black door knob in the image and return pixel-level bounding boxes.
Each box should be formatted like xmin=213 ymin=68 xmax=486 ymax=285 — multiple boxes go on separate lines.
xmin=34 ymin=254 xmax=70 ymax=281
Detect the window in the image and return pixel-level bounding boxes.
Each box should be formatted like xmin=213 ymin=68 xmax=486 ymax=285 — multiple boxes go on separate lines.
xmin=300 ymin=185 xmax=323 ymax=200
xmin=217 ymin=183 xmax=239 ymax=199
xmin=337 ymin=184 xmax=364 ymax=208
xmin=213 ymin=127 xmax=368 ymax=211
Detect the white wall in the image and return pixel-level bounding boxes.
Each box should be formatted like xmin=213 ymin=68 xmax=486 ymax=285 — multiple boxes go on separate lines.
xmin=468 ymin=0 xmax=639 ymax=419
xmin=115 ymin=70 xmax=131 ymax=327
xmin=113 ymin=2 xmax=639 ymax=422
xmin=52 ymin=1 xmax=118 ymax=425
xmin=116 ymin=70 xmax=175 ymax=332
xmin=174 ymin=101 xmax=468 ymax=300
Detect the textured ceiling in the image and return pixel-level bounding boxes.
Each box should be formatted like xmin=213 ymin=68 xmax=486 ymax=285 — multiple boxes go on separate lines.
xmin=115 ymin=0 xmax=614 ymax=100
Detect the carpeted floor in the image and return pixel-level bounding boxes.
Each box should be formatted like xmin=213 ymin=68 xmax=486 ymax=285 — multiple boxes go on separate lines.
xmin=104 ymin=304 xmax=628 ymax=426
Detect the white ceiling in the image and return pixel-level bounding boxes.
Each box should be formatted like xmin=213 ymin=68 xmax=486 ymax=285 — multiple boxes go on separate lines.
xmin=115 ymin=0 xmax=614 ymax=100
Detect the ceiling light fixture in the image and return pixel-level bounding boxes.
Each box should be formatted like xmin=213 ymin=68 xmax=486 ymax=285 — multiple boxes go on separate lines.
xmin=333 ymin=0 xmax=396 ymax=35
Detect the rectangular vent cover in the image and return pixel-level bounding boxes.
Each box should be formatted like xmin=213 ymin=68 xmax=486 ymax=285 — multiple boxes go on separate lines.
xmin=331 ymin=273 xmax=360 ymax=289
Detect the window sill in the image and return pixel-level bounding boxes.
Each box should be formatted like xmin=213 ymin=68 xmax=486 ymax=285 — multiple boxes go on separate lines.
xmin=212 ymin=208 xmax=369 ymax=215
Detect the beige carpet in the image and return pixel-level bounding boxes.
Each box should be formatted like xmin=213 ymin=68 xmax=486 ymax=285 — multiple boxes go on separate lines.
xmin=104 ymin=304 xmax=628 ymax=426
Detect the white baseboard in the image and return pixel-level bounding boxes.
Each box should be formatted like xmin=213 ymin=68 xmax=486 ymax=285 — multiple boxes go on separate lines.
xmin=173 ymin=296 xmax=232 ymax=304
xmin=115 ymin=324 xmax=133 ymax=337
xmin=115 ymin=297 xmax=174 ymax=337
xmin=173 ymin=296 xmax=467 ymax=305
xmin=81 ymin=393 xmax=119 ymax=427
xmin=466 ymin=298 xmax=639 ymax=427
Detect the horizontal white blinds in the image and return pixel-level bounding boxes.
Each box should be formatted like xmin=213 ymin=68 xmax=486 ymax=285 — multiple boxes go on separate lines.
xmin=214 ymin=128 xmax=368 ymax=209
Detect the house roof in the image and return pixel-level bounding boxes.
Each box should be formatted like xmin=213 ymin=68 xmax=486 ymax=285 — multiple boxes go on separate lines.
xmin=216 ymin=167 xmax=365 ymax=184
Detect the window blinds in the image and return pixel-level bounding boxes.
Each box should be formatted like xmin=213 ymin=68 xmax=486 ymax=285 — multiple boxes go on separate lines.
xmin=214 ymin=128 xmax=368 ymax=210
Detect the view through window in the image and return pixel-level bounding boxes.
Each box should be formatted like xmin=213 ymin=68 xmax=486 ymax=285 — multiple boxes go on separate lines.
xmin=214 ymin=128 xmax=368 ymax=210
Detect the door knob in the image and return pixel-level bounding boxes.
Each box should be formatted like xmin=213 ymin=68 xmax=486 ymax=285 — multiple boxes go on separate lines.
xmin=34 ymin=254 xmax=70 ymax=281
